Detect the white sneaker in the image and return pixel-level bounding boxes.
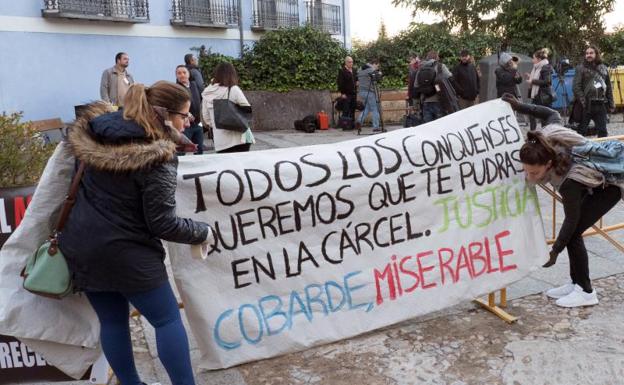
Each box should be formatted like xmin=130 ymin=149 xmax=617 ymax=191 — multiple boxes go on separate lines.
xmin=545 ymin=283 xmax=575 ymax=299
xmin=555 ymin=285 xmax=598 ymax=308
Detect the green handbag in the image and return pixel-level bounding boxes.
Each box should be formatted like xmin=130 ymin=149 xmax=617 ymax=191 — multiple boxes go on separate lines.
xmin=21 ymin=239 xmax=73 ymax=298
xmin=20 ymin=163 xmax=85 ymax=299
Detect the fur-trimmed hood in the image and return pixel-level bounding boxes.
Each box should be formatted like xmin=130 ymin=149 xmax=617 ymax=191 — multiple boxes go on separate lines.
xmin=67 ymin=102 xmax=178 ymax=173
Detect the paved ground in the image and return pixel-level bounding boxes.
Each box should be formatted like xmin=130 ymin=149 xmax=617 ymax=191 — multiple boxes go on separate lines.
xmin=23 ymin=114 xmax=624 ymax=385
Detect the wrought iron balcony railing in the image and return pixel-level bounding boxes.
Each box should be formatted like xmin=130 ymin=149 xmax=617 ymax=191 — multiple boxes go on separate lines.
xmin=306 ymin=1 xmax=341 ymax=35
xmin=42 ymin=0 xmax=149 ymax=23
xmin=171 ymin=0 xmax=239 ymax=28
xmin=251 ymin=0 xmax=299 ymax=31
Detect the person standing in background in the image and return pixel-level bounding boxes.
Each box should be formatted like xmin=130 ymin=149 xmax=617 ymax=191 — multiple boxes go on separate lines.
xmin=176 ymin=65 xmax=204 ymax=154
xmin=184 ymin=53 xmax=205 ymax=92
xmin=452 ymin=49 xmax=480 ymax=109
xmin=100 ymin=52 xmax=135 ymax=107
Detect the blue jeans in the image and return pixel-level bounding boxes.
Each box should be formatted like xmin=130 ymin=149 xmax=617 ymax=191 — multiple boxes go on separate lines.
xmin=423 ymin=102 xmax=444 ymax=123
xmin=183 ymin=123 xmax=204 ymax=154
xmin=86 ymin=282 xmax=195 ymax=385
xmin=358 ymin=90 xmax=380 ymax=128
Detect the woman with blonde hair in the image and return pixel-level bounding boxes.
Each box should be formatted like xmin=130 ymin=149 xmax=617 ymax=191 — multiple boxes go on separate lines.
xmin=524 ymin=48 xmax=554 ymax=130
xmin=59 ymin=81 xmax=210 ymax=385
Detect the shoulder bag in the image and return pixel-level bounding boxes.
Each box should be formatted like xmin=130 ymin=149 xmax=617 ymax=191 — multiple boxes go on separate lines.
xmin=20 ymin=162 xmax=85 ymax=299
xmin=213 ymin=87 xmax=252 ymax=133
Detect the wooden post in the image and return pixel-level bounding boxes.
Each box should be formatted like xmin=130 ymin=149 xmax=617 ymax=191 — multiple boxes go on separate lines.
xmin=474 ymin=289 xmax=517 ymax=323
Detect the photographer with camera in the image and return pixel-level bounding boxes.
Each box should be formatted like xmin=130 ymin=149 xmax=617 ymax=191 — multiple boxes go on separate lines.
xmin=414 ymin=50 xmax=456 ymax=123
xmin=573 ymin=45 xmax=615 ymax=137
xmin=524 ymin=48 xmax=555 ymax=131
xmin=356 ymin=58 xmax=382 ymax=132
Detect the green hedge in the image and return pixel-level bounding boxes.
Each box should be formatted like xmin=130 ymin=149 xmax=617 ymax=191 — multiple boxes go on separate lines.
xmin=198 ymin=26 xmax=347 ymax=92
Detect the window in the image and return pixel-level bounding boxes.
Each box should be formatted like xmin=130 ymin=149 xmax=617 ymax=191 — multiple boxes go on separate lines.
xmin=306 ymin=1 xmax=341 ymax=35
xmin=251 ymin=0 xmax=299 ymax=31
xmin=42 ymin=0 xmax=149 ymax=22
xmin=171 ymin=0 xmax=239 ymax=28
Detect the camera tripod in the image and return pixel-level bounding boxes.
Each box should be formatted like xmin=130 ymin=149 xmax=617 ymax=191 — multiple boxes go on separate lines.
xmin=357 ymin=77 xmax=387 ymax=135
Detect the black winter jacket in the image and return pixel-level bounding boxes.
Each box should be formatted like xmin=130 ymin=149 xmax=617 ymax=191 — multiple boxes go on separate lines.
xmin=495 ymin=65 xmax=522 ymax=97
xmin=178 ymin=80 xmax=202 ymax=122
xmin=337 ymin=66 xmax=357 ymax=96
xmin=452 ymin=61 xmax=480 ymax=100
xmin=59 ymin=106 xmax=209 ymax=292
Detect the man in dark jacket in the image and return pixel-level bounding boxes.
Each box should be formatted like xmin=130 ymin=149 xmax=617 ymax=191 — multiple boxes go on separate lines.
xmin=452 ymin=49 xmax=480 ymax=109
xmin=184 ymin=53 xmax=205 ymax=91
xmin=176 ymin=65 xmax=204 ymax=154
xmin=337 ymin=56 xmax=358 ymax=129
xmin=573 ymin=45 xmax=615 ymax=137
xmin=414 ymin=51 xmax=457 ymax=123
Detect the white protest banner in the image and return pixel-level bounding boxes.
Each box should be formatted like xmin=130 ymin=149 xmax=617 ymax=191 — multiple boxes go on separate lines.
xmin=0 ymin=142 xmax=101 ymax=379
xmin=168 ymin=99 xmax=547 ymax=369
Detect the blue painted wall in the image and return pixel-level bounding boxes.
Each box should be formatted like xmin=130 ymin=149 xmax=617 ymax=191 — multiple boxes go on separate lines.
xmin=0 ymin=0 xmax=351 ymax=121
xmin=0 ymin=32 xmax=247 ymax=121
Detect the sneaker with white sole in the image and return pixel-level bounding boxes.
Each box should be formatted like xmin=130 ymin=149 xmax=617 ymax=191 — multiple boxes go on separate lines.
xmin=555 ymin=285 xmax=598 ymax=308
xmin=545 ymin=283 xmax=575 ymax=299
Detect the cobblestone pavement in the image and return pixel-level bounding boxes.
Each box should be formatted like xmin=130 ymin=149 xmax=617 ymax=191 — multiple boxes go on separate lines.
xmin=22 ymin=117 xmax=624 ymax=385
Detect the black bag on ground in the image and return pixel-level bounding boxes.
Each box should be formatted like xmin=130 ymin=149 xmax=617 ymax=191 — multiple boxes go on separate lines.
xmin=213 ymin=87 xmax=251 ymax=133
xmin=415 ymin=64 xmax=438 ymax=97
xmin=294 ymin=115 xmax=318 ymax=133
xmin=338 ymin=115 xmax=354 ymax=130
xmin=404 ymin=113 xmax=423 ymax=128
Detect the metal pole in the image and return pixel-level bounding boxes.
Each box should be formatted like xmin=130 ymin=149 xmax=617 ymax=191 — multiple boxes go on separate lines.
xmin=238 ymin=0 xmax=244 ymax=58
xmin=341 ymin=0 xmax=347 ymax=48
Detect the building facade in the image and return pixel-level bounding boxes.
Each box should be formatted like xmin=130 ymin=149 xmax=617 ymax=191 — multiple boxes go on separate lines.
xmin=0 ymin=0 xmax=351 ymax=121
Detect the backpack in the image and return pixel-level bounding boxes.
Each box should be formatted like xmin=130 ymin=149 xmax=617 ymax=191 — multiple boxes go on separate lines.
xmin=571 ymin=140 xmax=624 ymax=184
xmin=415 ymin=63 xmax=439 ymax=98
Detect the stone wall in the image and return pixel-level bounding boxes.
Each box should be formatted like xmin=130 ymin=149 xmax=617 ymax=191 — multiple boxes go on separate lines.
xmin=246 ymin=89 xmax=408 ymax=131
xmin=245 ymin=90 xmax=334 ymax=131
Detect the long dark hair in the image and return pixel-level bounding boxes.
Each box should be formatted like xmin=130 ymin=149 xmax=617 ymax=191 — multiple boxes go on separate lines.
xmin=519 ymin=131 xmax=571 ymax=177
xmin=213 ymin=62 xmax=239 ymax=87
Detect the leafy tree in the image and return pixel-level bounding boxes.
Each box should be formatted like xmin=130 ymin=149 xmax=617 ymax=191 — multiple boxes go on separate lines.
xmin=392 ymin=0 xmax=501 ymax=32
xmin=599 ymin=27 xmax=624 ymax=65
xmin=353 ymin=23 xmax=499 ymax=88
xmin=378 ymin=20 xmax=389 ymax=41
xmin=495 ymin=0 xmax=616 ymax=61
xmin=0 ymin=112 xmax=55 ymax=187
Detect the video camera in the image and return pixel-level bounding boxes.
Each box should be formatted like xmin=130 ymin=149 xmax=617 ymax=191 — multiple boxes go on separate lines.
xmin=369 ymin=69 xmax=383 ymax=83
xmin=555 ymin=57 xmax=572 ymax=75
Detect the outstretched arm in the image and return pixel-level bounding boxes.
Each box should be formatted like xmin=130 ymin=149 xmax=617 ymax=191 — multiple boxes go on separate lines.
xmin=501 ymin=93 xmax=562 ymax=126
